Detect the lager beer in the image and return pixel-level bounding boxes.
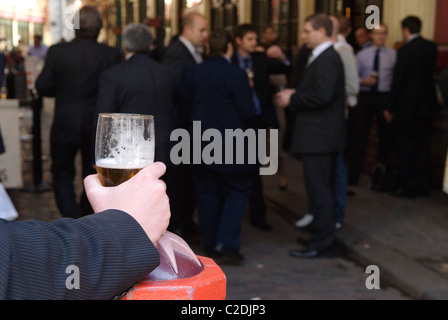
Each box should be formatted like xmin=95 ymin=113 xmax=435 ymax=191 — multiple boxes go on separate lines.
xmin=95 ymin=113 xmax=155 ymax=187
xmin=96 ymin=159 xmax=144 ymax=187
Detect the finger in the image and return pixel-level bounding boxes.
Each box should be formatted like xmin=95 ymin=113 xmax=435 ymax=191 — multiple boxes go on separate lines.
xmin=140 ymin=162 xmax=167 ymax=179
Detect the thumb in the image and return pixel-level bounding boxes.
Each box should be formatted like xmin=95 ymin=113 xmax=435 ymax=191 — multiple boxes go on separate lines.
xmin=83 ymin=173 xmax=102 ymax=194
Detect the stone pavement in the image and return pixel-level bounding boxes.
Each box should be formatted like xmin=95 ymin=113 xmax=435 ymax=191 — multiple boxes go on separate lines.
xmin=261 ymin=152 xmax=448 ymax=300
xmin=4 ymin=100 xmax=418 ymax=300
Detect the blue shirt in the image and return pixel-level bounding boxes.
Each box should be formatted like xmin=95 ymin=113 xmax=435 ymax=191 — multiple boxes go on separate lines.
xmin=357 ymin=46 xmax=396 ymax=93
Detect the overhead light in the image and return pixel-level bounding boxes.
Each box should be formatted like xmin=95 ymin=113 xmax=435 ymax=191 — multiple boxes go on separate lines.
xmin=74 ymin=0 xmax=83 ymax=8
xmin=186 ymin=0 xmax=202 ymax=8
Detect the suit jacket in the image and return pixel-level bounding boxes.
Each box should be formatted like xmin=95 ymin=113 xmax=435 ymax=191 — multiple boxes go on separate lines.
xmin=390 ymin=36 xmax=438 ymax=120
xmin=36 ymin=37 xmax=122 ymax=145
xmin=182 ymin=56 xmax=257 ymax=173
xmin=289 ymin=46 xmax=346 ymax=154
xmin=97 ymin=53 xmax=180 ymax=166
xmin=0 ymin=210 xmax=159 ymax=300
xmin=232 ymin=52 xmax=290 ymax=129
xmin=162 ymin=40 xmax=198 ymax=80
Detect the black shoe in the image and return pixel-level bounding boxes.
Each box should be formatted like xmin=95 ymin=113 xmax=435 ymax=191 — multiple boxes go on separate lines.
xmin=251 ymin=220 xmax=272 ymax=231
xmin=390 ymin=189 xmax=417 ymax=199
xmin=296 ymin=236 xmax=310 ymax=246
xmin=215 ymin=245 xmax=244 ymax=265
xmin=289 ymin=245 xmax=334 ymax=259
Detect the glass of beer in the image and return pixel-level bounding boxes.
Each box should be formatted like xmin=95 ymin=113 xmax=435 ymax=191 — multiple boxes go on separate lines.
xmin=95 ymin=113 xmax=155 ymax=187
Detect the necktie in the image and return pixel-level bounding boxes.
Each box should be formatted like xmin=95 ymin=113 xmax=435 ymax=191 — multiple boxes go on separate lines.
xmin=242 ymin=57 xmax=262 ymax=115
xmin=371 ymin=49 xmax=380 ymax=92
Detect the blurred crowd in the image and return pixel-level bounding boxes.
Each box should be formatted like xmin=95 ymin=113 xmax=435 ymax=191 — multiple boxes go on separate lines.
xmin=3 ymin=6 xmax=447 ymax=264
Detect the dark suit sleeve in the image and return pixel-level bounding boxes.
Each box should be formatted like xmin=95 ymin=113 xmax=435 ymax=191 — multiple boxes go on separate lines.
xmin=163 ymin=47 xmax=185 ymax=80
xmin=0 ymin=210 xmax=159 ymax=300
xmin=289 ymin=54 xmax=341 ymax=111
xmin=266 ymin=57 xmax=291 ymax=75
xmin=35 ymin=46 xmax=57 ymax=97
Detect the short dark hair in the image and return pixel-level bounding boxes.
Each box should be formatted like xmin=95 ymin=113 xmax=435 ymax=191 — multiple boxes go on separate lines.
xmin=209 ymin=29 xmax=232 ymax=56
xmin=75 ymin=6 xmax=103 ymax=39
xmin=234 ymin=24 xmax=257 ymax=40
xmin=305 ymin=13 xmax=333 ymax=37
xmin=401 ymin=16 xmax=422 ymax=34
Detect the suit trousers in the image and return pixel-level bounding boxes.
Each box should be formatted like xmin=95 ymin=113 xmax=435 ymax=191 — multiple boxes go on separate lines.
xmin=302 ymin=152 xmax=338 ymax=251
xmin=395 ymin=117 xmax=432 ymax=196
xmin=348 ymin=92 xmax=393 ymax=183
xmin=51 ymin=142 xmax=95 ymax=218
xmin=163 ymin=164 xmax=196 ymax=235
xmin=191 ymin=165 xmax=253 ymax=256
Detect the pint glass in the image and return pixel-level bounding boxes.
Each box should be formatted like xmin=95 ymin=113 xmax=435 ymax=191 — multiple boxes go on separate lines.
xmin=95 ymin=113 xmax=155 ymax=187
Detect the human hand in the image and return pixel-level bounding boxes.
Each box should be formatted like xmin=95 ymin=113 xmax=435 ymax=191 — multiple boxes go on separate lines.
xmin=383 ymin=110 xmax=394 ymax=123
xmin=361 ymin=76 xmax=378 ymax=87
xmin=266 ymin=45 xmax=286 ymax=62
xmin=275 ymin=89 xmax=296 ymax=108
xmin=84 ymin=162 xmax=171 ymax=244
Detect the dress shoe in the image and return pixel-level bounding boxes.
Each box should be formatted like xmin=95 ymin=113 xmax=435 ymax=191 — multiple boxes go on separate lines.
xmin=251 ymin=220 xmax=272 ymax=231
xmin=296 ymin=236 xmax=310 ymax=246
xmin=390 ymin=189 xmax=417 ymax=199
xmin=215 ymin=245 xmax=244 ymax=265
xmin=295 ymin=213 xmax=314 ymax=228
xmin=289 ymin=246 xmax=334 ymax=259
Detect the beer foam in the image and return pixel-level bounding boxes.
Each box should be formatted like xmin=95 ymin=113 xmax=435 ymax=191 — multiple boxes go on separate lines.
xmin=96 ymin=158 xmax=150 ymax=169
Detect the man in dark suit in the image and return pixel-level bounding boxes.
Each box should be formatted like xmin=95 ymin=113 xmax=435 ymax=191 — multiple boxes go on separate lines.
xmin=97 ymin=23 xmax=179 ymax=167
xmin=384 ymin=16 xmax=438 ymax=198
xmin=183 ymin=29 xmax=256 ymax=264
xmin=36 ymin=6 xmax=122 ymax=219
xmin=232 ymin=24 xmax=290 ymax=231
xmin=162 ymin=12 xmax=209 ymax=240
xmin=276 ymin=13 xmax=346 ymax=258
xmin=0 ymin=162 xmax=170 ymax=300
xmin=163 ymin=12 xmax=208 ymax=80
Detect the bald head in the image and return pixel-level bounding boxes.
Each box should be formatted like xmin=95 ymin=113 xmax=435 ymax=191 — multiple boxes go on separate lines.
xmin=181 ymin=12 xmax=209 ymax=47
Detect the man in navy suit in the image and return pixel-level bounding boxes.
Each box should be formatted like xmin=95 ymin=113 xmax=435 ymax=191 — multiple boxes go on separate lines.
xmin=182 ymin=29 xmax=256 ymax=264
xmin=232 ymin=24 xmax=290 ymax=232
xmin=276 ymin=14 xmax=346 ymax=258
